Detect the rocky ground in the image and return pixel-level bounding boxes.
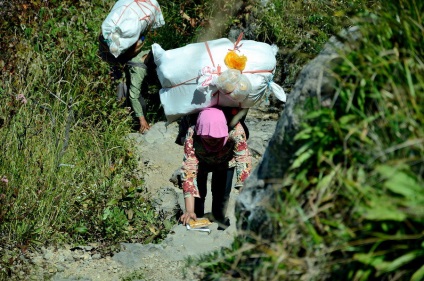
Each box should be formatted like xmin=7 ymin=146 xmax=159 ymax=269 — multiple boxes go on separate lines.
xmin=21 ymin=106 xmax=279 ymax=281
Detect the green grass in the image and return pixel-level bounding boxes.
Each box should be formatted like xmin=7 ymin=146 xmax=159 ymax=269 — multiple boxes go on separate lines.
xmin=0 ymin=0 xmax=399 ymax=279
xmin=199 ymin=0 xmax=423 ymax=280
xmin=0 ymin=1 xmax=170 ymax=279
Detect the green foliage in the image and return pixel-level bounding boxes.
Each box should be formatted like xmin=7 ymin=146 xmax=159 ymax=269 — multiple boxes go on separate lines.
xmin=121 ymin=269 xmax=145 ymax=281
xmin=200 ymin=0 xmax=423 ymax=280
xmin=250 ymin=0 xmax=379 ymax=89
xmin=0 ymin=1 xmax=169 ymax=279
xmin=2 ymin=0 xmax=421 ymax=280
xmin=146 ymin=0 xmax=201 ymax=49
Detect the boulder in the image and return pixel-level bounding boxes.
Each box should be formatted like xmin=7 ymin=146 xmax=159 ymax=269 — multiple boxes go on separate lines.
xmin=235 ymin=27 xmax=361 ymax=238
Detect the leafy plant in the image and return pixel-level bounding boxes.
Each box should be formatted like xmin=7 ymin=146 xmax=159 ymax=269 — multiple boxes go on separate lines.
xmin=247 ymin=0 xmax=379 ymax=90
xmin=199 ymin=0 xmax=423 ymax=280
xmin=3 ymin=0 xmax=419 ymax=280
xmin=0 ymin=1 xmax=169 ymax=279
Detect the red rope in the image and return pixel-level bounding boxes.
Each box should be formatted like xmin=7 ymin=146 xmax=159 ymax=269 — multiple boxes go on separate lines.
xmin=233 ymin=32 xmax=244 ymax=51
xmin=163 ymin=68 xmax=274 ymax=89
xmin=161 ymin=34 xmax=275 ymax=90
xmin=212 ymin=90 xmax=220 ymax=106
xmin=167 ymin=77 xmax=200 ymax=88
xmin=204 ymin=42 xmax=215 ymax=68
xmin=113 ymin=0 xmax=160 ymax=27
xmin=135 ymin=0 xmax=161 ymax=13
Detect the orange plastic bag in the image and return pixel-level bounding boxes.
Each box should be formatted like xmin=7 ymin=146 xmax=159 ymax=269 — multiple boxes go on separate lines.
xmin=224 ymin=50 xmax=247 ymax=71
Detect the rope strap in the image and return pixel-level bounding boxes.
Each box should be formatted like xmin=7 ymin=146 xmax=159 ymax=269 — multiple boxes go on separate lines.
xmin=204 ymin=41 xmax=215 ymax=68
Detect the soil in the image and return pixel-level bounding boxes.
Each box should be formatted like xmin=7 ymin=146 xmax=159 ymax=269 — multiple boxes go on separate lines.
xmin=21 ymin=108 xmax=279 ymax=281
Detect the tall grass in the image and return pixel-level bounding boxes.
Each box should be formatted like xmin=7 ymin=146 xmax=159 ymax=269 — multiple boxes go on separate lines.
xmin=199 ymin=0 xmax=423 ymax=280
xmin=0 ymin=0 xmax=396 ymax=279
xmin=0 ymin=1 xmax=169 ymax=278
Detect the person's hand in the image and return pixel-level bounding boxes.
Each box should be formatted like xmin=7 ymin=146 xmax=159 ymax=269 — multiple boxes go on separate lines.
xmin=139 ymin=116 xmax=150 ymax=134
xmin=180 ymin=211 xmax=197 ymax=226
xmin=133 ymin=39 xmax=145 ymax=55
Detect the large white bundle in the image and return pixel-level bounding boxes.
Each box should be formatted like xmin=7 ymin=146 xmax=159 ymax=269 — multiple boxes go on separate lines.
xmin=102 ymin=0 xmax=165 ymax=58
xmin=152 ymin=38 xmax=286 ymax=123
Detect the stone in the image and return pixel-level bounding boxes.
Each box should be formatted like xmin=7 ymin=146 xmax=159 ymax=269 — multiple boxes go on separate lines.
xmin=151 ymin=187 xmax=181 ymax=220
xmin=91 ymin=254 xmax=101 ymax=260
xmin=235 ymin=26 xmax=362 ymax=238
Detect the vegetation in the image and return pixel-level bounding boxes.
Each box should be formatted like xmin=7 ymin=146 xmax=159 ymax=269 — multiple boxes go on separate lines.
xmin=0 ymin=1 xmax=170 ymax=279
xmin=1 ymin=0 xmax=421 ymax=280
xmin=199 ymin=0 xmax=424 ymax=280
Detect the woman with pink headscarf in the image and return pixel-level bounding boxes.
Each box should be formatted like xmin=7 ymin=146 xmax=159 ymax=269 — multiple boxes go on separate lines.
xmin=179 ymin=107 xmax=252 ymax=229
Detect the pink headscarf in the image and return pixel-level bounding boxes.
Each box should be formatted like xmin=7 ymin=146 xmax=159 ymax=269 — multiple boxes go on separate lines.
xmin=196 ymin=107 xmax=228 ymax=152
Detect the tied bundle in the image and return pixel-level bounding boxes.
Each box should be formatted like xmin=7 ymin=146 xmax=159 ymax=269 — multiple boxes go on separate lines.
xmin=218 ymin=33 xmax=251 ymax=102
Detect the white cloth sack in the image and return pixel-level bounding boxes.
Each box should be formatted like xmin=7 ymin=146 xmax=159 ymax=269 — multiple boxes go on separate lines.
xmin=152 ymin=38 xmax=286 ymax=123
xmin=102 ymin=0 xmax=165 ymax=58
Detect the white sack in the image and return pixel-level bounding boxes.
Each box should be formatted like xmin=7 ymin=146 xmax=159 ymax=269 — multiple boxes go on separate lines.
xmin=152 ymin=38 xmax=286 ymax=123
xmin=102 ymin=0 xmax=165 ymax=58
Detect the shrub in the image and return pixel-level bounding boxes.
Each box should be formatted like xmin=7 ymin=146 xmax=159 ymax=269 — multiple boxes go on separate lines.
xmin=199 ymin=0 xmax=423 ymax=280
xmin=0 ymin=1 xmax=169 ymax=279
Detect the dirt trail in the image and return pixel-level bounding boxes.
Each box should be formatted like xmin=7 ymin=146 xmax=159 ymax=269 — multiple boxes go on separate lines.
xmin=45 ymin=109 xmax=278 ymax=281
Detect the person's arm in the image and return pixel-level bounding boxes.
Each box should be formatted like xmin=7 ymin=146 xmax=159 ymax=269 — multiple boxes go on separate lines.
xmin=228 ymin=108 xmax=249 ymax=131
xmin=231 ymin=122 xmax=252 ymax=189
xmin=179 ymin=127 xmax=201 ymax=224
xmin=117 ymin=36 xmax=145 ymax=62
xmin=180 ymin=196 xmax=196 ymax=225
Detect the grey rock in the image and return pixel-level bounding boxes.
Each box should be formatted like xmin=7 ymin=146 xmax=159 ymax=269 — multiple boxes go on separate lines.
xmin=135 ymin=121 xmax=179 ymax=145
xmin=41 ymin=246 xmax=48 ymax=254
xmin=57 ymin=254 xmax=65 ymax=263
xmin=113 ymin=243 xmax=163 ymax=268
xmin=62 ymin=251 xmax=75 ymax=262
xmin=72 ymin=250 xmax=84 ymax=261
xmin=152 ymin=187 xmax=181 ymax=220
xmin=82 ymin=253 xmax=91 ymax=261
xmin=92 ymin=253 xmax=101 ymax=260
xmin=236 ymin=27 xmax=361 ymax=238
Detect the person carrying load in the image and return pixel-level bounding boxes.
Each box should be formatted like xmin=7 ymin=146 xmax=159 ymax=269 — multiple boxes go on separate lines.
xmin=98 ymin=0 xmax=165 ymax=133
xmin=179 ymin=107 xmax=252 ymax=230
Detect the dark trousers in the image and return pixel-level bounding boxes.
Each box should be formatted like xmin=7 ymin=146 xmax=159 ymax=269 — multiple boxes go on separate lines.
xmin=194 ymin=167 xmax=235 ymax=222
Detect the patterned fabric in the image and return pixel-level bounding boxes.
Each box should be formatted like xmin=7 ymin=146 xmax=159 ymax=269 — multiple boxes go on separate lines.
xmin=181 ymin=122 xmax=252 ymax=198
